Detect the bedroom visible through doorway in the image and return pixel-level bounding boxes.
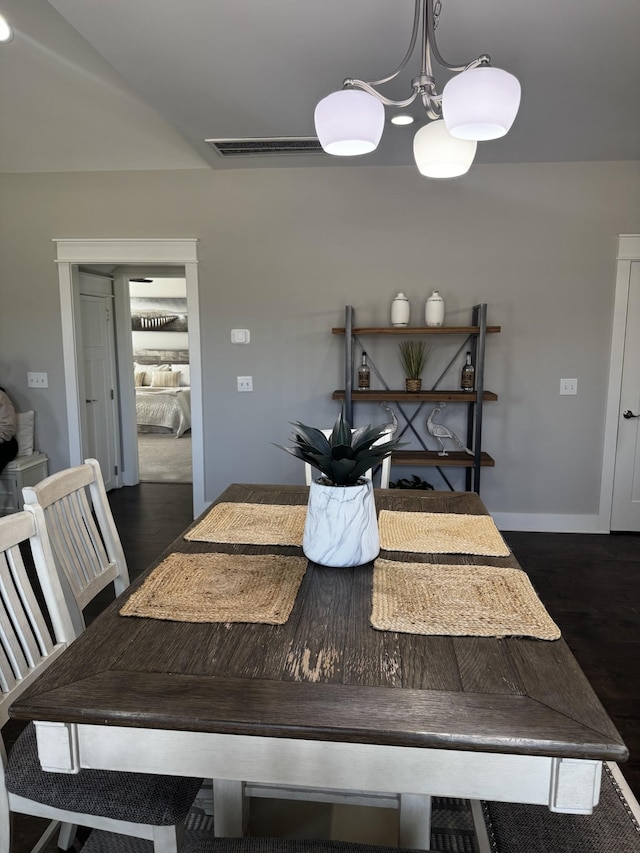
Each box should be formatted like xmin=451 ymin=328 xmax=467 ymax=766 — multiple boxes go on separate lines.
xmin=130 ymin=276 xmax=193 ymax=484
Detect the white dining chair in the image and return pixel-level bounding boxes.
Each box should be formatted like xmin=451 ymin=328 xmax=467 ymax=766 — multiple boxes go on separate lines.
xmin=304 ymin=430 xmax=394 ymax=489
xmin=0 ymin=510 xmax=202 ymax=853
xmin=22 ymin=457 xmax=130 ymax=636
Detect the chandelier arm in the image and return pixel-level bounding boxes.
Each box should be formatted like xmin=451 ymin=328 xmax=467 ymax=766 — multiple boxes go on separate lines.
xmin=425 ymin=0 xmax=488 ymax=73
xmin=421 ymin=92 xmax=442 ymax=121
xmin=421 ymin=0 xmax=433 ymax=78
xmin=366 ymin=0 xmax=422 ymax=87
xmin=345 ymin=79 xmax=419 ymax=109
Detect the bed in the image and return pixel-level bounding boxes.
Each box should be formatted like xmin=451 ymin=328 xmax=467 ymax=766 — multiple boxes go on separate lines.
xmin=133 ymin=352 xmax=191 ymax=438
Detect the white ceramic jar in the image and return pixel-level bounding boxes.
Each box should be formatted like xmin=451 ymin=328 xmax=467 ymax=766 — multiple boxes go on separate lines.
xmin=425 ymin=290 xmax=445 ymax=327
xmin=391 ymin=291 xmax=410 ymax=327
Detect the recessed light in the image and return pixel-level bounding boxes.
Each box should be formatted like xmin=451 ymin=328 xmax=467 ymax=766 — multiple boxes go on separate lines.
xmin=390 ymin=115 xmax=414 ymax=126
xmin=0 ymin=14 xmax=14 ymax=43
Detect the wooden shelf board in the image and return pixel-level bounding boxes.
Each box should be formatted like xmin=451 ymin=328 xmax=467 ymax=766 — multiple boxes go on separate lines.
xmin=332 ymin=390 xmax=498 ymax=402
xmin=392 ymin=451 xmax=495 ymax=468
xmin=332 ymin=326 xmax=501 ymax=336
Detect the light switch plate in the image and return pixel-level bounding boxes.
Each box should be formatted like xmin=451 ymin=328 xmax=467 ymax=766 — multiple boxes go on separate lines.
xmin=560 ymin=378 xmax=577 ymax=395
xmin=231 ymin=329 xmax=250 ymax=344
xmin=27 ymin=372 xmax=48 ymax=388
xmin=237 ymin=376 xmax=253 ymax=392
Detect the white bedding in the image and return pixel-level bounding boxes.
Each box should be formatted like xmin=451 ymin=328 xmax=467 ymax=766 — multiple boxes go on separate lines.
xmin=135 ymin=387 xmax=191 ymax=437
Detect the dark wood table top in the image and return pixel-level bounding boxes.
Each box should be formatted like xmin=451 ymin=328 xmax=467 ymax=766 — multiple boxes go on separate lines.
xmin=11 ymin=484 xmax=628 ymax=762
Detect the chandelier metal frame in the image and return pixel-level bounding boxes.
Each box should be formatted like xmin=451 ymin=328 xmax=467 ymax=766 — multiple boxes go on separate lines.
xmin=341 ymin=0 xmax=491 ymax=121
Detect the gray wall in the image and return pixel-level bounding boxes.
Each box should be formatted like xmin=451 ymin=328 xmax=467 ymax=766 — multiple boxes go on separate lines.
xmin=1 ymin=161 xmax=639 ymax=522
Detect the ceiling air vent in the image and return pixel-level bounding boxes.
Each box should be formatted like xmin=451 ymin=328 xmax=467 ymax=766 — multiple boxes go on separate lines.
xmin=205 ymin=137 xmax=325 ymax=157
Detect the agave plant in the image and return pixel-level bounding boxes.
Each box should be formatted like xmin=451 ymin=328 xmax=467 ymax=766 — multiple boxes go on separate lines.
xmin=277 ymin=409 xmax=404 ymax=487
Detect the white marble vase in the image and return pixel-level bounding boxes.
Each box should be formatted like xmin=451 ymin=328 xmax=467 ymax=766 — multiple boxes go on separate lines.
xmin=303 ymin=478 xmax=380 ymax=567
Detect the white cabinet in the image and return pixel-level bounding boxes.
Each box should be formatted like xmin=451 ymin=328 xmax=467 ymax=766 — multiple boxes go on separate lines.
xmin=0 ymin=452 xmax=49 ymax=515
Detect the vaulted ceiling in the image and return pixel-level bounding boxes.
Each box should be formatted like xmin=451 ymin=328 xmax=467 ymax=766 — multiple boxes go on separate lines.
xmin=1 ymin=0 xmax=639 ymax=173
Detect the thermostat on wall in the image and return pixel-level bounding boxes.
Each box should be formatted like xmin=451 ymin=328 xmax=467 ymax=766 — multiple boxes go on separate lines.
xmin=231 ymin=329 xmax=250 ymax=344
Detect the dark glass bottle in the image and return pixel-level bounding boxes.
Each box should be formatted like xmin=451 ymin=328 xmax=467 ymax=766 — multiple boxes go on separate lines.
xmin=358 ymin=352 xmax=371 ymax=390
xmin=460 ymin=351 xmax=475 ymax=392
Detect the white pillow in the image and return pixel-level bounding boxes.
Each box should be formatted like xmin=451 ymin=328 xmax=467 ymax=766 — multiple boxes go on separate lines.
xmin=133 ymin=362 xmax=171 ymax=386
xmin=150 ymin=370 xmax=180 ymax=388
xmin=171 ymin=364 xmax=190 ymax=386
xmin=16 ymin=411 xmax=35 ymax=456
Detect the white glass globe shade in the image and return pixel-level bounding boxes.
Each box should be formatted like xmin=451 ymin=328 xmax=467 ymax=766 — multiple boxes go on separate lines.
xmin=413 ymin=120 xmax=477 ymax=178
xmin=442 ymin=67 xmax=521 ymax=141
xmin=314 ymin=89 xmax=385 ymax=156
xmin=0 ymin=14 xmax=14 ymax=43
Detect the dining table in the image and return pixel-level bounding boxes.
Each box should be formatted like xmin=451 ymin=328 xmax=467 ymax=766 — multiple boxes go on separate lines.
xmin=10 ymin=484 xmax=628 ymax=850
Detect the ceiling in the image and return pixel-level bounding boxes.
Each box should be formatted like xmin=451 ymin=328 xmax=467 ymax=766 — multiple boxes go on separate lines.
xmin=1 ymin=0 xmax=639 ymax=173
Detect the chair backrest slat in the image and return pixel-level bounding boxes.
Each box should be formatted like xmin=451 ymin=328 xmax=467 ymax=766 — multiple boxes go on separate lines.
xmin=0 ymin=639 xmax=17 ymax=694
xmin=23 ymin=459 xmax=129 ymax=633
xmin=1 ymin=545 xmax=53 ymax=666
xmin=0 ymin=511 xmax=74 ymax=728
xmin=45 ymin=492 xmax=108 ymax=595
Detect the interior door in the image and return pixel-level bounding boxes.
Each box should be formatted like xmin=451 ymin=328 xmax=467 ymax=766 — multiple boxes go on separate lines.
xmin=79 ymin=275 xmax=121 ymax=491
xmin=611 ymin=261 xmax=640 ymax=530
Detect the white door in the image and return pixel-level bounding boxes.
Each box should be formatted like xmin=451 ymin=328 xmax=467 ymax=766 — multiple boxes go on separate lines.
xmin=79 ymin=277 xmax=121 ymax=491
xmin=611 ymin=260 xmax=640 ymax=530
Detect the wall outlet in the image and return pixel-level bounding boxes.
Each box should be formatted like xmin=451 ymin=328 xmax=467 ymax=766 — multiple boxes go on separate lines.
xmin=237 ymin=376 xmax=253 ymax=392
xmin=560 ymin=378 xmax=577 ymax=395
xmin=27 ymin=372 xmax=48 ymax=388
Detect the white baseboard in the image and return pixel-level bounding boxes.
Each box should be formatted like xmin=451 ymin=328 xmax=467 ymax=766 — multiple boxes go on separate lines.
xmin=491 ymin=512 xmax=604 ymax=533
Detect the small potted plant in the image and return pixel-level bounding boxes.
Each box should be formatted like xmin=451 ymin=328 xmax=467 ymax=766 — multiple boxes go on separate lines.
xmin=398 ymin=340 xmax=429 ymax=392
xmin=276 ymin=409 xmax=403 ymax=566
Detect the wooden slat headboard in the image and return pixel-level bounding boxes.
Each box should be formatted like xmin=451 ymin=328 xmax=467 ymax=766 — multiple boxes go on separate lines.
xmin=133 ymin=349 xmax=189 ymax=365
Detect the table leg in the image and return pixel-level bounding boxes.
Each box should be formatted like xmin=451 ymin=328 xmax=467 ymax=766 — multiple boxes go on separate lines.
xmin=212 ymin=779 xmax=246 ymax=837
xmin=398 ymin=793 xmax=432 ymax=850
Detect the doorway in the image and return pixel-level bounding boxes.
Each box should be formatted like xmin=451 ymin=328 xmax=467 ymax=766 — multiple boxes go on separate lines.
xmin=129 ymin=273 xmax=193 ymax=484
xmin=600 ymin=235 xmax=640 ymax=531
xmin=609 ymin=259 xmax=640 ymax=529
xmin=55 ymin=238 xmax=206 ymax=517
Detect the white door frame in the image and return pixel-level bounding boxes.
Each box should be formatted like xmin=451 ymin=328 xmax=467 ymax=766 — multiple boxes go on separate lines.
xmin=599 ymin=234 xmax=640 ymax=531
xmin=55 ymin=238 xmax=206 ymax=518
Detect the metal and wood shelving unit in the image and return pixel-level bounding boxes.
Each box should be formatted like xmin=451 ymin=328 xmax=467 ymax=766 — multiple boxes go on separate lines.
xmin=332 ymin=303 xmax=500 ymax=493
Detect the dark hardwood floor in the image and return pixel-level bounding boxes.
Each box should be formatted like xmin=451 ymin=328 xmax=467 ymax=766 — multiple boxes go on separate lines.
xmin=501 ymin=529 xmax=640 ymax=800
xmin=8 ymin=484 xmax=639 ymax=853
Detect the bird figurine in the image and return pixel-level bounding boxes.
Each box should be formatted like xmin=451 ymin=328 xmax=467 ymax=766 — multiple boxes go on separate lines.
xmin=426 ymin=403 xmax=473 ymax=457
xmin=379 ymin=402 xmax=399 ymax=438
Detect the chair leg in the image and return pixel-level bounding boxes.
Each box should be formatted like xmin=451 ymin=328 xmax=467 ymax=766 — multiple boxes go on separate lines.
xmin=27 ymin=821 xmax=62 ymax=853
xmin=469 ymin=799 xmax=492 ymax=853
xmin=1 ymin=801 xmax=10 ymax=853
xmin=57 ymin=822 xmax=78 ymax=850
xmin=151 ymin=822 xmax=184 ymax=853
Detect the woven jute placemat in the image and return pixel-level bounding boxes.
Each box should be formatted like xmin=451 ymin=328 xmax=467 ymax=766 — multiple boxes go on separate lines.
xmin=120 ymin=552 xmax=307 ymax=624
xmin=378 ymin=510 xmax=510 ymax=557
xmin=184 ymin=502 xmax=306 ymax=546
xmin=371 ymin=559 xmax=560 ymax=640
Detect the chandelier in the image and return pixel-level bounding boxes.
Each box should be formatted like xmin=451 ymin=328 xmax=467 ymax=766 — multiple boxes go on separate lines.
xmin=314 ymin=0 xmax=521 ymax=178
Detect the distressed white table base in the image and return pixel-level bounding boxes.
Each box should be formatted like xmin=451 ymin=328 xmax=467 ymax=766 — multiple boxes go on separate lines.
xmin=34 ymin=722 xmax=603 ymax=849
